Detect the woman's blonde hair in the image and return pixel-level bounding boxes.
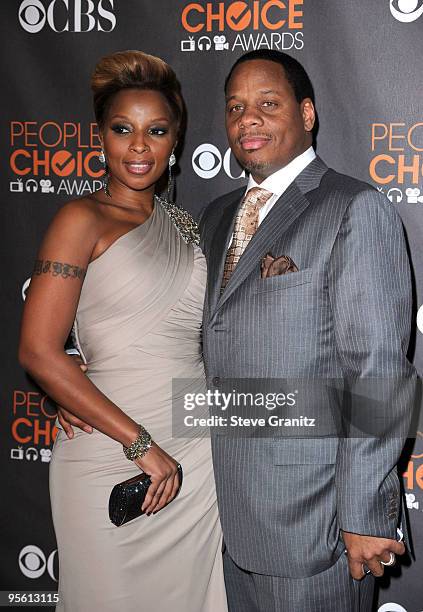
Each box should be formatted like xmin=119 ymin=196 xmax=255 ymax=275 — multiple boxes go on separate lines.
xmin=91 ymin=50 xmax=185 ymax=132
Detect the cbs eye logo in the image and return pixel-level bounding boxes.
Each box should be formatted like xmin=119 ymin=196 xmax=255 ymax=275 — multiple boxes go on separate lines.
xmin=19 ymin=0 xmax=46 ymax=33
xmin=192 ymin=144 xmax=222 ymax=179
xmin=19 ymin=545 xmax=58 ymax=581
xmin=18 ymin=0 xmax=116 ymax=33
xmin=417 ymin=304 xmax=423 ymax=335
xmin=22 ymin=278 xmax=31 ymax=301
xmin=192 ymin=143 xmax=246 ymax=180
xmin=378 ymin=604 xmax=407 ymax=612
xmin=390 ymin=0 xmax=423 ymax=22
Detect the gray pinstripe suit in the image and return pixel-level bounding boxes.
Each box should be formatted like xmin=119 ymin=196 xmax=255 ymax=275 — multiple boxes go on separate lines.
xmin=200 ymin=157 xmax=416 ymax=611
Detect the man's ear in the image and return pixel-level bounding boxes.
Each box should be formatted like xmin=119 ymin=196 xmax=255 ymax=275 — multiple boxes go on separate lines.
xmin=301 ymin=98 xmax=315 ymax=133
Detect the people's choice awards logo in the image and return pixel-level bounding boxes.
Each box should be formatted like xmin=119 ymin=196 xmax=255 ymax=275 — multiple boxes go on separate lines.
xmin=182 ymin=1 xmax=304 ymax=32
xmin=18 ymin=0 xmax=116 ymax=33
xmin=390 ymin=0 xmax=423 ymax=22
xmin=180 ymin=1 xmax=304 ymax=53
xmin=369 ymin=122 xmax=423 ymax=200
xmin=19 ymin=545 xmax=58 ymax=581
xmin=192 ymin=143 xmax=246 ymax=180
xmin=10 ymin=389 xmax=58 ymax=463
xmin=403 ymin=431 xmax=423 ymax=515
xmin=9 ymin=120 xmax=104 ymax=197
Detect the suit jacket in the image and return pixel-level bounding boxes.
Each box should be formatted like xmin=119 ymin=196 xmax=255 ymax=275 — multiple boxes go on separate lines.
xmin=199 ymin=156 xmax=416 ymax=578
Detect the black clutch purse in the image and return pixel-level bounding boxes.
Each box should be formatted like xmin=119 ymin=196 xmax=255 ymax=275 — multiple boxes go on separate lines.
xmin=109 ymin=464 xmax=183 ymax=526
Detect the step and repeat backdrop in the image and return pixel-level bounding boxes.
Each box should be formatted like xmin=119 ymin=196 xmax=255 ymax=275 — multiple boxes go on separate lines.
xmin=1 ymin=1 xmax=423 ymax=610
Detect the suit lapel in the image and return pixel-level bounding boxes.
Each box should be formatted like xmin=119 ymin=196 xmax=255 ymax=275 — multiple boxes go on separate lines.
xmin=207 ymin=191 xmax=243 ymax=315
xmin=213 ymin=182 xmax=310 ymax=314
xmin=211 ymin=157 xmax=329 ymax=317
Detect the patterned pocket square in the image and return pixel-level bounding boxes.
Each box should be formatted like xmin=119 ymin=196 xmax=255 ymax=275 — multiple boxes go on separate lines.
xmin=260 ymin=252 xmax=299 ymax=278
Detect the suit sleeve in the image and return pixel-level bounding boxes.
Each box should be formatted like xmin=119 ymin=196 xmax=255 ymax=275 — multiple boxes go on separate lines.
xmin=327 ymin=188 xmax=417 ymax=538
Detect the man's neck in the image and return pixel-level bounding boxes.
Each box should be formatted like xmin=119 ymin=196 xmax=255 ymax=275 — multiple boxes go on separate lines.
xmin=247 ymin=147 xmax=316 ymax=196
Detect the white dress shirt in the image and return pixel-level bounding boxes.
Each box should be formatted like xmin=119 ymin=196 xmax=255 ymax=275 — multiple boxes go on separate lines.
xmin=246 ymin=146 xmax=316 ymax=226
xmin=226 ymin=147 xmax=316 ymax=249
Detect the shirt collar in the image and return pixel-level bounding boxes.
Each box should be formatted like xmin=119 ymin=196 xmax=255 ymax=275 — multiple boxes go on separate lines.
xmin=246 ymin=147 xmax=316 ymax=198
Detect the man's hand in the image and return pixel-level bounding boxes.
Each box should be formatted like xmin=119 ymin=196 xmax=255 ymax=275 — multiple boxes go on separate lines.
xmin=342 ymin=530 xmax=405 ymax=580
xmin=57 ymin=405 xmax=93 ymax=438
xmin=57 ymin=354 xmax=93 ymax=438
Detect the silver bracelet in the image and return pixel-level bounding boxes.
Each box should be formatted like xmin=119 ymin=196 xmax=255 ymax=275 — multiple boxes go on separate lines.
xmin=123 ymin=424 xmax=153 ymax=461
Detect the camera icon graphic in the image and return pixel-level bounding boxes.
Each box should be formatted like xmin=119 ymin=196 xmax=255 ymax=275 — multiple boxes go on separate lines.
xmin=405 ymin=493 xmax=419 ymax=509
xmin=40 ymin=179 xmax=55 ymax=194
xmin=405 ymin=187 xmax=423 ymax=204
xmin=214 ymin=35 xmax=229 ymax=51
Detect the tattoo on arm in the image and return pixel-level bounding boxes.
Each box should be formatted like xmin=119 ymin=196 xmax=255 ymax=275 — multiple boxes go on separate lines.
xmin=33 ymin=259 xmax=86 ymax=280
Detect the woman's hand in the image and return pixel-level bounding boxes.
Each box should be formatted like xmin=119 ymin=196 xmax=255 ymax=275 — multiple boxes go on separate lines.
xmin=134 ymin=443 xmax=181 ymax=515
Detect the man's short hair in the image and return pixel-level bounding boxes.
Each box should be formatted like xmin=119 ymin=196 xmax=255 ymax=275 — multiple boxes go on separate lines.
xmin=225 ymin=50 xmax=315 ymax=105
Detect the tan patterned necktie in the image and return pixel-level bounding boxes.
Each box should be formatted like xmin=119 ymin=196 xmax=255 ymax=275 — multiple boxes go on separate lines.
xmin=221 ymin=187 xmax=273 ymax=290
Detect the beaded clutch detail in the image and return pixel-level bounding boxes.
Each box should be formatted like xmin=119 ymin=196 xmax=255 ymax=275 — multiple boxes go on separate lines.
xmin=109 ymin=464 xmax=183 ymax=526
xmin=155 ymin=195 xmax=200 ymax=246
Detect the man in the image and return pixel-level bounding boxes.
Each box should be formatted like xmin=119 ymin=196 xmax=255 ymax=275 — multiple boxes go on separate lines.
xmin=198 ymin=50 xmax=415 ymax=611
xmin=58 ymin=50 xmax=415 ymax=611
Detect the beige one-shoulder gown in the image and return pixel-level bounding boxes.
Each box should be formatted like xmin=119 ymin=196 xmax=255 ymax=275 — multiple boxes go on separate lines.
xmin=49 ymin=201 xmax=227 ymax=612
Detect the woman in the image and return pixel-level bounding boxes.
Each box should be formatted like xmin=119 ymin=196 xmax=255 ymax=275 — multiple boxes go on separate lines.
xmin=19 ymin=50 xmax=227 ymax=612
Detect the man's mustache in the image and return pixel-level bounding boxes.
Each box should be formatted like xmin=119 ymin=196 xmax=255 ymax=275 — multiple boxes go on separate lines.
xmin=236 ymin=133 xmax=273 ymax=145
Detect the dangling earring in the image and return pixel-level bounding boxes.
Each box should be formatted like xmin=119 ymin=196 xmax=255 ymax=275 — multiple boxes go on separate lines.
xmin=103 ymin=170 xmax=112 ymax=198
xmin=99 ymin=149 xmax=111 ymax=198
xmin=167 ymin=150 xmax=176 ymax=202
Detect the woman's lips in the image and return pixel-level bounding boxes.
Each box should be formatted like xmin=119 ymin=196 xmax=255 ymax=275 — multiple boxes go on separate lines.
xmin=239 ymin=137 xmax=271 ymax=151
xmin=124 ymin=161 xmax=154 ymax=175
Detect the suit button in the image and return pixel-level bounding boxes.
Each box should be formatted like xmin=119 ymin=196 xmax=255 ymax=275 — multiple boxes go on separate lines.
xmin=212 ymin=377 xmax=220 ymax=387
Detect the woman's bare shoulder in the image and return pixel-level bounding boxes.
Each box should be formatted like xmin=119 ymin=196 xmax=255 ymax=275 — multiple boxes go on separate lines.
xmin=56 ymin=194 xmax=103 ymax=223
xmin=48 ymin=195 xmax=105 ymax=236
xmin=40 ymin=195 xmax=104 ymax=254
